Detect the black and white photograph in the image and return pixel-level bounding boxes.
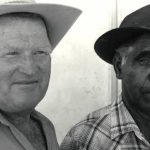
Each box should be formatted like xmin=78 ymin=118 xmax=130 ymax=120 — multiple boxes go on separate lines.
xmin=0 ymin=0 xmax=150 ymax=150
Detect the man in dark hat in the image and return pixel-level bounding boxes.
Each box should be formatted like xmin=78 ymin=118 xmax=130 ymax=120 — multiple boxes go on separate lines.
xmin=61 ymin=5 xmax=150 ymax=150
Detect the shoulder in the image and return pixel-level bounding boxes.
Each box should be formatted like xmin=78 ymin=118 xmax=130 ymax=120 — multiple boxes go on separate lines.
xmin=69 ymin=104 xmax=111 ymax=138
xmin=70 ymin=104 xmax=111 ymax=136
xmin=61 ymin=105 xmax=112 ymax=150
xmin=33 ymin=110 xmax=55 ymax=130
xmin=34 ymin=110 xmax=60 ymax=150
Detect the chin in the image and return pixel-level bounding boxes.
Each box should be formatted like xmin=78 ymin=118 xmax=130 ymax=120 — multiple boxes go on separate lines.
xmin=6 ymin=98 xmax=42 ymax=114
xmin=10 ymin=103 xmax=38 ymax=114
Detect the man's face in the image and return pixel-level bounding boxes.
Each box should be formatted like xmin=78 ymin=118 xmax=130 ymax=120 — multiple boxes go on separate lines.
xmin=0 ymin=16 xmax=51 ymax=114
xmin=121 ymin=34 xmax=150 ymax=113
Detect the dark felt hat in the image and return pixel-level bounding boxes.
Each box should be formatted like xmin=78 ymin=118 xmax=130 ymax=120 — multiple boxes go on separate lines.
xmin=94 ymin=5 xmax=150 ymax=64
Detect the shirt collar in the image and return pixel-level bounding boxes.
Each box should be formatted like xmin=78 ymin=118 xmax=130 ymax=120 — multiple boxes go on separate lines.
xmin=0 ymin=111 xmax=13 ymax=127
xmin=0 ymin=110 xmax=36 ymax=127
xmin=110 ymin=95 xmax=143 ymax=140
xmin=0 ymin=110 xmax=59 ymax=150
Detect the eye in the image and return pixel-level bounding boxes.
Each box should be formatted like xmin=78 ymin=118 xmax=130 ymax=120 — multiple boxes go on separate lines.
xmin=5 ymin=51 xmax=19 ymax=57
xmin=34 ymin=51 xmax=49 ymax=56
xmin=138 ymin=57 xmax=150 ymax=65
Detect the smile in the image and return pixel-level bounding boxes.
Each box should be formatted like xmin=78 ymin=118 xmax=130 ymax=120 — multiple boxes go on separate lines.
xmin=13 ymin=80 xmax=38 ymax=85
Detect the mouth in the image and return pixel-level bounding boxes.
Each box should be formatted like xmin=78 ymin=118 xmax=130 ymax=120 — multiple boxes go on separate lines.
xmin=13 ymin=80 xmax=38 ymax=85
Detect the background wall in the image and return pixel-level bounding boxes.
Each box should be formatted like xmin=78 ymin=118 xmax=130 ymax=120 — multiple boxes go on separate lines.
xmin=36 ymin=0 xmax=150 ymax=144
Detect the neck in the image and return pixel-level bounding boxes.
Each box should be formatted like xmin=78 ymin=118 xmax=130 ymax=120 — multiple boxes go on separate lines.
xmin=122 ymin=90 xmax=150 ymax=124
xmin=1 ymin=110 xmax=33 ymax=127
xmin=122 ymin=89 xmax=150 ymax=142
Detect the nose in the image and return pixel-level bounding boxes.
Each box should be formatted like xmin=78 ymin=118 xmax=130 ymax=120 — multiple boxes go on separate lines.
xmin=19 ymin=55 xmax=38 ymax=75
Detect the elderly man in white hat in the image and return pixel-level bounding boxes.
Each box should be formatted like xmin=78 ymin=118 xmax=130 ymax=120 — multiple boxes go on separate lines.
xmin=0 ymin=0 xmax=81 ymax=150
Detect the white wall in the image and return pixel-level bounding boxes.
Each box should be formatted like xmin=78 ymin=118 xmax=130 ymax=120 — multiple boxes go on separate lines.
xmin=36 ymin=0 xmax=114 ymax=143
xmin=36 ymin=0 xmax=150 ymax=144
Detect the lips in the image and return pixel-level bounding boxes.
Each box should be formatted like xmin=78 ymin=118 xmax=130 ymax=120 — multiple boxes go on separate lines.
xmin=13 ymin=80 xmax=38 ymax=85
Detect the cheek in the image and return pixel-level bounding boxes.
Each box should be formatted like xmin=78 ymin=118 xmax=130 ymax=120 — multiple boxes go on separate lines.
xmin=123 ymin=66 xmax=147 ymax=90
xmin=38 ymin=57 xmax=51 ymax=86
xmin=42 ymin=57 xmax=51 ymax=77
xmin=0 ymin=64 xmax=17 ymax=92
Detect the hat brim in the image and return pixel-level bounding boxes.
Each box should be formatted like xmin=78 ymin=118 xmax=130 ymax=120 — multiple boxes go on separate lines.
xmin=0 ymin=3 xmax=81 ymax=50
xmin=94 ymin=27 xmax=150 ymax=64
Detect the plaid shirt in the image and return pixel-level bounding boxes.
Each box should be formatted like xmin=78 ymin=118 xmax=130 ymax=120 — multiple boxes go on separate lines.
xmin=60 ymin=96 xmax=150 ymax=150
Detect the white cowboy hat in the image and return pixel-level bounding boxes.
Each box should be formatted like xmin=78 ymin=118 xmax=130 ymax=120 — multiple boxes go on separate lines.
xmin=0 ymin=0 xmax=82 ymax=50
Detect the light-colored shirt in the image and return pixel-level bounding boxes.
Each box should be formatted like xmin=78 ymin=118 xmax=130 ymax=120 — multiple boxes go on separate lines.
xmin=61 ymin=96 xmax=150 ymax=150
xmin=0 ymin=110 xmax=59 ymax=150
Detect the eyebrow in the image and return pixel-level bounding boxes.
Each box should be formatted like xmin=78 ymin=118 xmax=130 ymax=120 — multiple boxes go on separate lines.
xmin=135 ymin=51 xmax=150 ymax=60
xmin=4 ymin=44 xmax=52 ymax=50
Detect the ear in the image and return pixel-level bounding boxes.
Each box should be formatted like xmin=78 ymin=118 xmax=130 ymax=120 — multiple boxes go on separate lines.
xmin=112 ymin=53 xmax=123 ymax=79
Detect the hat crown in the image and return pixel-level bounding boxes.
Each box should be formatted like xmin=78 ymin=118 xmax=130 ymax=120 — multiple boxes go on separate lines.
xmin=94 ymin=4 xmax=150 ymax=64
xmin=0 ymin=0 xmax=35 ymax=3
xmin=120 ymin=5 xmax=150 ymax=29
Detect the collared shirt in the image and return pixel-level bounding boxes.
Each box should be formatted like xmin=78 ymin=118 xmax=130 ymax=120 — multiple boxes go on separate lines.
xmin=0 ymin=110 xmax=59 ymax=150
xmin=60 ymin=96 xmax=150 ymax=150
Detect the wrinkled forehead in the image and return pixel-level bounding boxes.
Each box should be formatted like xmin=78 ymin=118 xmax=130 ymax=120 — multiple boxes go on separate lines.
xmin=0 ymin=13 xmax=51 ymax=50
xmin=116 ymin=33 xmax=150 ymax=56
xmin=133 ymin=34 xmax=150 ymax=52
xmin=0 ymin=12 xmax=49 ymax=37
